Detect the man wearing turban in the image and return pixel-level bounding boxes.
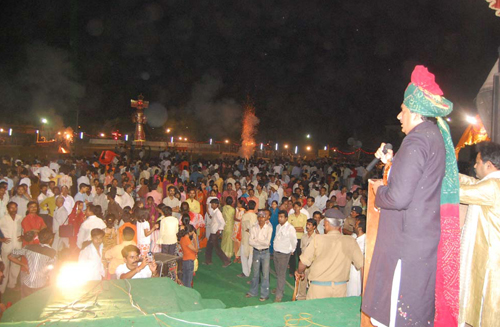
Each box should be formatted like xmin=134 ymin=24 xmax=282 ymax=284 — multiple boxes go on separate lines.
xmin=362 ymin=66 xmax=459 ymax=326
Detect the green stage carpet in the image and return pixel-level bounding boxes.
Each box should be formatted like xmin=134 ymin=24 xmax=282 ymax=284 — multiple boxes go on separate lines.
xmin=1 ymin=248 xmax=362 ymax=326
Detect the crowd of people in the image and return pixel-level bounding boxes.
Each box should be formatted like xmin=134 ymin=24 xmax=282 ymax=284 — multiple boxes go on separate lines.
xmin=0 ymin=153 xmax=370 ymax=305
xmin=1 ymin=65 xmax=498 ymax=327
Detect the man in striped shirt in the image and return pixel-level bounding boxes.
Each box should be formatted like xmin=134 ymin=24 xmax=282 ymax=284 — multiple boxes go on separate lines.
xmin=8 ymin=228 xmax=56 ymax=298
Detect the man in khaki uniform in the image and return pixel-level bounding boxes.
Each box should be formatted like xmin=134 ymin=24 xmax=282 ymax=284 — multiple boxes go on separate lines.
xmin=343 ymin=206 xmax=361 ymax=235
xmin=296 ymin=208 xmax=363 ymax=299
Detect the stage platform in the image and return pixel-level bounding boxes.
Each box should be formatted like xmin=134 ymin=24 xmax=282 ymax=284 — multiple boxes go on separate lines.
xmin=2 ymin=277 xmax=361 ymax=326
xmin=1 ymin=248 xmax=362 ymax=326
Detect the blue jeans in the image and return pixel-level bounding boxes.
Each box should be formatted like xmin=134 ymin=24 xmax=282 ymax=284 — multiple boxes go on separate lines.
xmin=182 ymin=260 xmax=194 ymax=288
xmin=249 ymin=248 xmax=270 ymax=299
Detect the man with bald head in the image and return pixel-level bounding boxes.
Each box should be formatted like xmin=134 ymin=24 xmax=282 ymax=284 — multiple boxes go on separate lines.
xmin=296 ymin=208 xmax=363 ymax=299
xmin=52 ymin=196 xmax=69 ymax=251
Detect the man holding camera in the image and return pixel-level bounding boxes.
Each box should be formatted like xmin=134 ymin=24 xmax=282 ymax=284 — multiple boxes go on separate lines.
xmin=115 ymin=245 xmax=158 ymax=279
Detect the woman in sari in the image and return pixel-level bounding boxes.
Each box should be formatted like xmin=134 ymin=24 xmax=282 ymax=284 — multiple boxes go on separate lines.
xmin=180 ymin=202 xmax=204 ymax=230
xmin=145 ymin=196 xmax=160 ymax=225
xmin=21 ymin=201 xmax=47 ymax=246
xmin=68 ymin=201 xmax=85 ymax=250
xmin=196 ymin=181 xmax=208 ymax=217
xmin=221 ymin=197 xmax=235 ymax=259
xmin=231 ymin=199 xmax=247 ymax=263
xmin=196 ymin=181 xmax=208 ymax=246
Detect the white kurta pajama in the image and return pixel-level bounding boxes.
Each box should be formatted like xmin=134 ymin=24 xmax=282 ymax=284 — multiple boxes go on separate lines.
xmin=0 ymin=214 xmax=23 ymax=292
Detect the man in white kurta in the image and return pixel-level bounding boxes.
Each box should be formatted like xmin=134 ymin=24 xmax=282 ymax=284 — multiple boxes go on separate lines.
xmin=0 ymin=184 xmax=9 ymax=219
xmin=78 ymin=230 xmax=105 ymax=281
xmin=52 ymin=197 xmax=69 ymax=251
xmin=239 ymin=201 xmax=258 ymax=277
xmin=118 ymin=184 xmax=135 ymax=210
xmin=0 ymin=202 xmax=23 ymax=293
xmin=458 ymin=143 xmax=500 ymax=327
xmin=60 ymin=186 xmax=75 ymax=216
xmin=347 ymin=217 xmax=366 ymax=296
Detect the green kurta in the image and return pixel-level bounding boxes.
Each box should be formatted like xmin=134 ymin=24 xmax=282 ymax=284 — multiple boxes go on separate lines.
xmin=221 ymin=205 xmax=235 ymax=258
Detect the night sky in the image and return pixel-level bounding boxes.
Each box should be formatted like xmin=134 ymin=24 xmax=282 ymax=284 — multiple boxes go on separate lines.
xmin=1 ymin=0 xmax=499 ymax=150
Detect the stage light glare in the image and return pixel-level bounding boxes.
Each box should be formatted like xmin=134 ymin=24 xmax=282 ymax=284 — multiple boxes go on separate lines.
xmin=57 ymin=262 xmax=91 ymax=289
xmin=466 ymin=116 xmax=477 ymax=124
xmin=225 ymin=139 xmax=229 ymax=144
xmin=306 ymin=146 xmax=311 ymax=151
xmin=41 ymin=118 xmax=48 ymax=124
xmin=100 ymin=133 xmax=105 ymax=137
xmin=284 ymin=144 xmax=289 ymax=149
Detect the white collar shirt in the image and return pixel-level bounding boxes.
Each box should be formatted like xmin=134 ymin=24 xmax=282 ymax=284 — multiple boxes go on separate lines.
xmin=0 ymin=214 xmax=23 ymax=250
xmin=273 ymin=221 xmax=298 ymax=254
xmin=53 ymin=206 xmax=69 ymax=234
xmin=119 ymin=192 xmax=135 ymax=210
xmin=0 ymin=193 xmax=9 ymax=219
xmin=315 ymin=195 xmax=328 ymax=211
xmin=78 ymin=243 xmax=105 ymax=281
xmin=306 ymin=205 xmax=321 ymax=218
xmin=115 ymin=263 xmax=152 ymax=279
xmin=317 ymin=219 xmax=325 ymax=234
xmin=208 ymin=208 xmax=225 ymax=235
xmin=92 ymin=193 xmax=108 ymax=214
xmin=62 ymin=194 xmax=75 ymax=215
xmin=157 ymin=215 xmax=179 ymax=245
xmin=249 ymin=221 xmax=273 ymax=250
xmin=49 ymin=162 xmax=60 ymax=173
xmin=76 ymin=215 xmax=106 ymax=249
xmin=38 ymin=166 xmax=57 ymax=183
xmin=163 ymin=196 xmax=181 ymax=211
xmin=77 ymin=176 xmax=90 ymax=189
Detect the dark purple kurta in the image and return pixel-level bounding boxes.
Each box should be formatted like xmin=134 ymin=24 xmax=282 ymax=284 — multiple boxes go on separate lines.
xmin=362 ymin=121 xmax=445 ymax=326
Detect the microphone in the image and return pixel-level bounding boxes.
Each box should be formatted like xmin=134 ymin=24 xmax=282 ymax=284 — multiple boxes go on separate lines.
xmin=366 ymin=143 xmax=393 ymax=172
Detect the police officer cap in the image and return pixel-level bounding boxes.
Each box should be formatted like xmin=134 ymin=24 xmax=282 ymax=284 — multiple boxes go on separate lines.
xmin=324 ymin=208 xmax=345 ymax=219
